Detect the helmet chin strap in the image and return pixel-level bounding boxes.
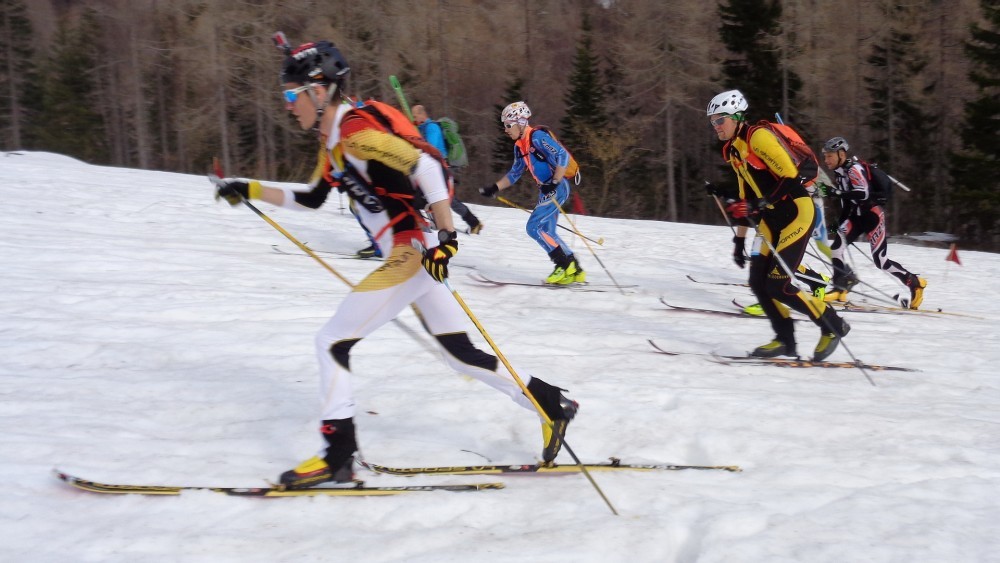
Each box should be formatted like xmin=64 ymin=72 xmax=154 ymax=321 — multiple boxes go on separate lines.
xmin=305 ymin=82 xmax=340 ymax=133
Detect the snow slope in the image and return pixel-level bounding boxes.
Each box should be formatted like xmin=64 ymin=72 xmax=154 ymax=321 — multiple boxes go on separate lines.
xmin=1 ymin=152 xmax=998 ymax=563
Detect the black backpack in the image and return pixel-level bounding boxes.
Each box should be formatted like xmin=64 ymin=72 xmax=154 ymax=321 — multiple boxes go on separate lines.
xmin=860 ymin=161 xmax=893 ymax=204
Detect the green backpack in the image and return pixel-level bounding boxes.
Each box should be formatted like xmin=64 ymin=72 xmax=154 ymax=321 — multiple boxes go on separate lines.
xmin=437 ymin=117 xmax=468 ymax=168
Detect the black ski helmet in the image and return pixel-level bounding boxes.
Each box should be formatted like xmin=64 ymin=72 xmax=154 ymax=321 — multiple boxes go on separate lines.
xmin=280 ymin=41 xmax=350 ymax=87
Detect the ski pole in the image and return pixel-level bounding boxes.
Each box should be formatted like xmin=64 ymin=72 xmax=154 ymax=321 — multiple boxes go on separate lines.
xmin=708 ymin=190 xmax=754 ymax=264
xmin=885 ymin=173 xmax=912 ymax=192
xmin=746 ymin=217 xmax=876 ymax=386
xmin=409 ymin=238 xmax=618 ymax=513
xmin=211 ymin=161 xmax=437 ymax=353
xmin=547 ymin=195 xmax=626 ymax=295
xmin=496 ymin=196 xmax=605 ymax=246
xmin=389 ymin=75 xmax=414 ymax=122
xmin=849 ymin=242 xmax=912 ymax=306
xmin=434 ymin=274 xmax=619 ymax=515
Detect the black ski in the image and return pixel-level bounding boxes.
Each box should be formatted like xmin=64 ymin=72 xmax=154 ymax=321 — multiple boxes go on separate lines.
xmin=660 ymin=297 xmax=755 ymax=318
xmin=707 ymin=353 xmax=918 ymax=372
xmin=828 ymin=301 xmax=982 ymax=319
xmin=685 ymin=274 xmax=749 ymax=288
xmin=54 ymin=470 xmax=502 ymax=497
xmin=360 ymin=457 xmax=741 ymax=475
xmin=270 ymin=244 xmax=378 ymax=260
xmin=467 ymin=272 xmax=635 ymax=293
xmin=647 ymin=340 xmax=917 ymax=372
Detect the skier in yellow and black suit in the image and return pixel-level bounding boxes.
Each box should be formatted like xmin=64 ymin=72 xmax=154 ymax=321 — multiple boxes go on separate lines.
xmin=707 ymin=90 xmax=850 ymax=361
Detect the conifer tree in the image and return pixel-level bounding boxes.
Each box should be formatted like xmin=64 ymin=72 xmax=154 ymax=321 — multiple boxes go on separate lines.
xmin=717 ymin=0 xmax=800 ymax=122
xmin=36 ymin=15 xmax=108 ymax=163
xmin=949 ymin=0 xmax=1000 ymax=246
xmin=560 ymin=13 xmax=607 ymax=157
xmin=865 ymin=20 xmax=937 ymax=233
xmin=0 ymin=0 xmax=39 ymax=149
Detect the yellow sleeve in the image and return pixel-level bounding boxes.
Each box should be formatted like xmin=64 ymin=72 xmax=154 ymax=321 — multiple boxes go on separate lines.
xmin=748 ymin=128 xmax=799 ymax=179
xmin=341 ymin=128 xmax=420 ymax=175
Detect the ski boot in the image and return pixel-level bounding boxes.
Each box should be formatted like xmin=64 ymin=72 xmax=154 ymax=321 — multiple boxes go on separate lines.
xmin=356 ymin=245 xmax=382 ymax=259
xmin=464 ymin=213 xmax=483 ymax=235
xmin=828 ymin=265 xmax=858 ymax=302
xmin=545 ymin=264 xmax=568 ymax=284
xmin=279 ymin=418 xmax=358 ymax=489
xmin=904 ymin=275 xmax=928 ymax=309
xmin=751 ymin=339 xmax=797 ymax=358
xmin=526 ymin=377 xmax=578 ymax=464
xmin=813 ymin=307 xmax=851 ymax=361
xmin=551 ymin=258 xmax=586 ymax=285
xmin=813 ymin=285 xmax=827 ymax=301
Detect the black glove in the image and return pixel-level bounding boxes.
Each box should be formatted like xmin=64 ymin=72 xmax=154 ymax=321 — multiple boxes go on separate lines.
xmin=421 ymin=230 xmax=459 ymax=282
xmin=214 ymin=178 xmax=251 ymax=205
xmin=539 ymin=181 xmax=559 ymax=197
xmin=704 ymin=181 xmax=720 ymax=197
xmin=479 ymin=184 xmax=499 ymax=198
xmin=732 ymin=235 xmax=746 ymax=269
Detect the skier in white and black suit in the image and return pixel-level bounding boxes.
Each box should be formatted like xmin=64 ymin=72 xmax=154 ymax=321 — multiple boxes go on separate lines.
xmin=212 ymin=38 xmax=577 ymax=489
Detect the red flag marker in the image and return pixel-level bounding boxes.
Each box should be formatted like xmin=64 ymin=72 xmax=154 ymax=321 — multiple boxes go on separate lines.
xmin=945 ymin=243 xmax=962 ymax=266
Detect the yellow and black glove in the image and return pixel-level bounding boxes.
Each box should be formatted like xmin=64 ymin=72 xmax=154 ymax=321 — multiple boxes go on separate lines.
xmin=421 ymin=229 xmax=459 ymax=282
xmin=213 ymin=178 xmax=262 ymax=206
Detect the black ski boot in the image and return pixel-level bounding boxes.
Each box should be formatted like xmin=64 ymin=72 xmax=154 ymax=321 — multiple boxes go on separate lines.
xmin=526 ymin=377 xmax=578 ymax=464
xmin=464 ymin=213 xmax=483 ymax=235
xmin=752 ymin=339 xmax=797 ymax=358
xmin=813 ymin=307 xmax=851 ymax=361
xmin=753 ymin=316 xmax=796 ymax=358
xmin=279 ymin=418 xmax=358 ymax=489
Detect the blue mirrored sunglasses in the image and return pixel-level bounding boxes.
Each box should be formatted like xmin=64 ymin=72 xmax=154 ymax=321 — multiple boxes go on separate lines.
xmin=283 ymin=85 xmax=311 ymax=104
xmin=710 ymin=115 xmax=729 ymax=127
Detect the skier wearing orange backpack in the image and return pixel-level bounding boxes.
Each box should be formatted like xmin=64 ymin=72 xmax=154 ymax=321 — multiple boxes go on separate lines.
xmin=480 ymin=101 xmax=585 ymax=285
xmin=707 ymin=89 xmax=850 ymax=361
xmin=211 ymin=38 xmax=577 ymax=489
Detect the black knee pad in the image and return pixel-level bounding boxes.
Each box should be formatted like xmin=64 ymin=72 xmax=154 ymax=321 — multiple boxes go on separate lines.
xmin=434 ymin=333 xmax=498 ymax=372
xmin=330 ymin=338 xmax=361 ymax=370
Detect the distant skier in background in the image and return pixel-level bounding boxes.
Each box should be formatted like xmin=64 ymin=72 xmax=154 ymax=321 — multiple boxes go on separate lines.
xmin=480 ymin=101 xmax=585 ymax=285
xmin=411 ymin=104 xmax=483 ymax=235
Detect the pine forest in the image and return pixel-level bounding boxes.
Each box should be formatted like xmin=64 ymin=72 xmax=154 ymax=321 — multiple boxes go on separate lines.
xmin=1 ymin=0 xmax=998 ymax=249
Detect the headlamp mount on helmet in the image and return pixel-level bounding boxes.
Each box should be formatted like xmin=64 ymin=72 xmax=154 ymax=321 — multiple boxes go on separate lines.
xmin=274 ymin=32 xmax=350 ymax=88
xmin=273 ymin=31 xmax=351 ymax=133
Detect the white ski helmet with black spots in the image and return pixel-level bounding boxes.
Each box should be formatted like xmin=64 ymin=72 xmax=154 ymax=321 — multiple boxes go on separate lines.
xmin=501 ymin=101 xmax=532 ymax=125
xmin=706 ymin=89 xmax=748 ymax=117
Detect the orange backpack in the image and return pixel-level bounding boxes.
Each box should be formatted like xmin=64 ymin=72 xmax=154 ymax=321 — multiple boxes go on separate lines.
xmin=351 ymin=99 xmax=449 ymax=169
xmin=521 ymin=125 xmax=580 ymax=183
xmin=746 ymin=120 xmax=819 ymax=186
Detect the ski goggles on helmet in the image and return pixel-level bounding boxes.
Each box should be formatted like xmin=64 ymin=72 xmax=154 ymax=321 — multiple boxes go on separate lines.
xmin=282 ymin=84 xmax=312 ymax=104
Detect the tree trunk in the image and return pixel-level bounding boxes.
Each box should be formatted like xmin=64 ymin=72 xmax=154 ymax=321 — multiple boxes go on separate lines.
xmin=2 ymin=10 xmax=21 ymax=147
